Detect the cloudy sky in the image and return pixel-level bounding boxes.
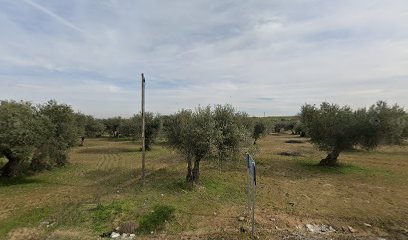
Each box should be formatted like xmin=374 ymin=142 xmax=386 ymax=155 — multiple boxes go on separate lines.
xmin=1 ymin=0 xmax=407 ymax=117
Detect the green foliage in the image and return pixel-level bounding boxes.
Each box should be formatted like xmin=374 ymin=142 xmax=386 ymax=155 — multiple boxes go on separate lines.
xmin=0 ymin=100 xmax=80 ymax=178
xmin=165 ymin=109 xmax=193 ymax=157
xmin=0 ymin=101 xmax=51 ymax=177
xmin=253 ymin=122 xmax=266 ymax=143
xmin=91 ymin=201 xmax=124 ymax=232
xmin=403 ymin=114 xmax=408 ymax=138
xmin=294 ymin=122 xmax=307 ymax=137
xmin=39 ymin=100 xmax=78 ymax=148
xmin=117 ymin=113 xmax=161 ymax=150
xmin=274 ymin=120 xmax=298 ymax=133
xmin=138 ymin=205 xmax=175 ymax=234
xmin=144 ymin=114 xmax=162 ymax=150
xmin=75 ymin=113 xmax=105 ymax=138
xmin=363 ymin=101 xmax=407 ymax=145
xmin=300 ymin=101 xmax=407 ymax=165
xmin=165 ymin=105 xmax=251 ymax=183
xmin=213 ymin=104 xmax=252 ymax=162
xmin=102 ymin=117 xmax=122 ymax=137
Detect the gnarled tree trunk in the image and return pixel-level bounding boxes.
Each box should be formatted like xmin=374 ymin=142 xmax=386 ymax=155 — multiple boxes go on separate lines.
xmin=319 ymin=148 xmax=341 ymax=166
xmin=0 ymin=152 xmax=21 ymax=179
xmin=186 ymin=156 xmax=193 ymax=182
xmin=191 ymin=158 xmax=201 ymax=184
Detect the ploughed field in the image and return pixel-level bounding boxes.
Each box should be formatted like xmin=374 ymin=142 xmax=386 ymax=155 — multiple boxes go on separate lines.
xmin=0 ymin=134 xmax=407 ymax=239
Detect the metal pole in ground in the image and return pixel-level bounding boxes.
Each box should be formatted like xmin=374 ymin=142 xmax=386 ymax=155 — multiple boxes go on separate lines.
xmin=247 ymin=154 xmax=251 ymax=212
xmin=141 ymin=73 xmax=146 ymax=185
xmin=252 ymin=170 xmax=256 ymax=236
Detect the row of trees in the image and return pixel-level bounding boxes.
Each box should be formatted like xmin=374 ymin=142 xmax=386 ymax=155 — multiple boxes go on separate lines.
xmin=2 ymin=99 xmax=406 ymax=180
xmin=98 ymin=115 xmax=161 ymax=150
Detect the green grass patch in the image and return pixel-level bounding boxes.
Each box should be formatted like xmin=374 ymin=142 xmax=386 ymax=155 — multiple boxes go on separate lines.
xmin=0 ymin=207 xmax=52 ymax=236
xmin=148 ymin=169 xmax=193 ymax=193
xmin=138 ymin=204 xmax=175 ymax=234
xmin=50 ymin=202 xmax=88 ymax=228
xmin=202 ymin=176 xmax=243 ymax=203
xmin=90 ymin=201 xmax=127 ymax=233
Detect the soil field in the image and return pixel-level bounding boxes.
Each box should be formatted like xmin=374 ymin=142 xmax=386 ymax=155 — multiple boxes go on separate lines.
xmin=0 ymin=134 xmax=407 ymax=239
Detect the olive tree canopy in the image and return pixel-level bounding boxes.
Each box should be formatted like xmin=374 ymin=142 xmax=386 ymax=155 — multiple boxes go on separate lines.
xmin=165 ymin=105 xmax=251 ymax=184
xmin=0 ymin=100 xmax=80 ymax=178
xmin=300 ymin=101 xmax=407 ymax=166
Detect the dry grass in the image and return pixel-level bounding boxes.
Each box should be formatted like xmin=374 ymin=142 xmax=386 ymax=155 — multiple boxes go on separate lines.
xmin=0 ymin=135 xmax=407 ymax=239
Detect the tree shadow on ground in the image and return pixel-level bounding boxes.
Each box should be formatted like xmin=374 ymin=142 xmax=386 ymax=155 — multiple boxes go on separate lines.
xmin=76 ymin=147 xmax=140 ymax=154
xmin=0 ymin=177 xmax=45 ymax=187
xmin=295 ymin=160 xmax=373 ymax=175
xmin=146 ymin=168 xmax=193 ymax=192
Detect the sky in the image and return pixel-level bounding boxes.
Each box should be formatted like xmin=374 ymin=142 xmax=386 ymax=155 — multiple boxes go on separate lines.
xmin=0 ymin=0 xmax=407 ymax=117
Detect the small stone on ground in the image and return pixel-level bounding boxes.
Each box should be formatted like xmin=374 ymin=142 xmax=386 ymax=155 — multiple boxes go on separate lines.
xmin=110 ymin=232 xmax=120 ymax=238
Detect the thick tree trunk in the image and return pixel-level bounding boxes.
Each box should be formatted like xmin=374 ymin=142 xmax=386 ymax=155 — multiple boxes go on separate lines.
xmin=319 ymin=149 xmax=341 ymax=166
xmin=186 ymin=156 xmax=193 ymax=182
xmin=0 ymin=153 xmax=21 ymax=179
xmin=191 ymin=158 xmax=201 ymax=184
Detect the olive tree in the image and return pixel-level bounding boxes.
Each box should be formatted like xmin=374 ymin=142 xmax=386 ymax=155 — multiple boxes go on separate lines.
xmin=102 ymin=117 xmax=122 ymax=137
xmin=213 ymin=105 xmax=252 ymax=162
xmin=165 ymin=105 xmax=251 ymax=184
xmin=165 ymin=107 xmax=215 ymax=183
xmin=0 ymin=101 xmax=50 ymax=178
xmin=118 ymin=113 xmax=161 ymax=150
xmin=75 ymin=113 xmax=105 ymax=138
xmin=0 ymin=100 xmax=80 ymax=178
xmin=301 ymin=101 xmax=407 ymax=166
xmin=294 ymin=122 xmax=306 ymax=137
xmin=253 ymin=122 xmax=266 ymax=144
xmin=37 ymin=100 xmax=79 ymax=166
xmin=274 ymin=121 xmax=297 ymax=134
xmin=29 ymin=100 xmax=80 ymax=170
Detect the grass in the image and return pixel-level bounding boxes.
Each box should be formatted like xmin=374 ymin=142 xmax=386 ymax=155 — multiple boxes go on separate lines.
xmin=296 ymin=159 xmax=385 ymax=175
xmin=0 ymin=207 xmax=52 ymax=236
xmin=90 ymin=201 xmax=127 ymax=232
xmin=0 ymin=135 xmax=407 ymax=239
xmin=138 ymin=205 xmax=175 ymax=233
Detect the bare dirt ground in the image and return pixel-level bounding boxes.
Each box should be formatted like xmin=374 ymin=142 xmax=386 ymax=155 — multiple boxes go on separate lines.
xmin=0 ymin=135 xmax=407 ymax=239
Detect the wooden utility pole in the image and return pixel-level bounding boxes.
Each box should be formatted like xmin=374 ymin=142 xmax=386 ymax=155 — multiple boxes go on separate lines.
xmin=141 ymin=73 xmax=146 ymax=185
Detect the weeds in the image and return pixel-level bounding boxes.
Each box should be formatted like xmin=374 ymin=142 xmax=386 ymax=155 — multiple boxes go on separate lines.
xmin=91 ymin=201 xmax=124 ymax=232
xmin=138 ymin=205 xmax=175 ymax=234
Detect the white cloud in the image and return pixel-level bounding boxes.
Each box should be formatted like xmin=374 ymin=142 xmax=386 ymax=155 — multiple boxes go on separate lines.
xmin=0 ymin=0 xmax=407 ymax=117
